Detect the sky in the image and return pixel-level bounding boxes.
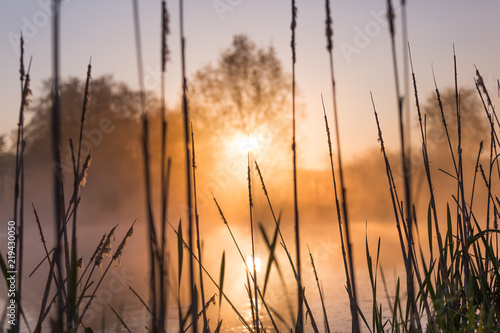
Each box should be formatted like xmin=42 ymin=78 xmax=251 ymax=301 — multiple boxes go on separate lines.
xmin=1 ymin=0 xmax=499 ymax=169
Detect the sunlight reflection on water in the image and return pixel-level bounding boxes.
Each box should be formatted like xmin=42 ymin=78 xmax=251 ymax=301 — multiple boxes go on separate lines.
xmin=9 ymin=218 xmax=407 ymax=333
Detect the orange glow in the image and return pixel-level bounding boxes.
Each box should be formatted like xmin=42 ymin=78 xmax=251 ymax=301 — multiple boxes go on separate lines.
xmin=232 ymin=134 xmax=259 ymax=155
xmin=246 ymin=255 xmax=261 ymax=273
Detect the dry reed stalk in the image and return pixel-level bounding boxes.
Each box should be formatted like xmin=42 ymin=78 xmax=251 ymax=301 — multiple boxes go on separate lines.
xmin=159 ymin=1 xmax=170 ymax=329
xmin=13 ymin=35 xmax=30 ymax=333
xmin=212 ymin=196 xmax=280 ymax=331
xmin=79 ymin=222 xmax=135 ymax=324
xmin=178 ymin=1 xmax=197 ymax=331
xmin=191 ymin=125 xmax=209 ymax=331
xmin=323 ymin=1 xmax=360 ymax=331
xmin=307 ymin=246 xmax=330 ymax=333
xmin=290 ymin=1 xmax=303 ymax=330
xmin=253 ymin=159 xmax=320 ymax=331
xmin=386 ymin=1 xmax=418 ymax=329
xmin=247 ymin=153 xmax=259 ymax=332
xmin=320 ymin=95 xmax=354 ymax=319
xmin=108 ymin=304 xmax=132 ymax=333
xmin=50 ymin=0 xmax=65 ymax=329
xmin=408 ymin=47 xmax=449 ymax=299
xmin=167 ymin=221 xmax=254 ymax=332
xmin=131 ymin=1 xmax=162 ymax=331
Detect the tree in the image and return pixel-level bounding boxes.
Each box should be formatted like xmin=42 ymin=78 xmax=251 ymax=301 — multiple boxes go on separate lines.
xmin=189 ymin=34 xmax=293 ymax=140
xmin=423 ymin=87 xmax=488 ymax=156
xmin=3 ymin=75 xmax=188 ymax=220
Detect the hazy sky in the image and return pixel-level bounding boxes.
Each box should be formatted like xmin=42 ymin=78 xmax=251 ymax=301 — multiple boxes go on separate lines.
xmin=1 ymin=0 xmax=499 ymax=169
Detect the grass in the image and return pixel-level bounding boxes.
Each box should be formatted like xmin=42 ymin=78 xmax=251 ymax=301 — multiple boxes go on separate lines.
xmin=1 ymin=0 xmax=500 ymax=332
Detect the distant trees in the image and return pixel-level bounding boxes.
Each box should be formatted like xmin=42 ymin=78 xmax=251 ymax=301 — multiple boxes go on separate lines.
xmin=423 ymin=87 xmax=488 ymax=157
xmin=0 ymin=75 xmax=188 ymax=219
xmin=189 ymin=34 xmax=293 ymax=138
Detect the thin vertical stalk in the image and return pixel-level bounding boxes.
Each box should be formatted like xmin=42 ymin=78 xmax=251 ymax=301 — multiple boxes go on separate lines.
xmin=131 ymin=1 xmax=160 ymax=331
xmin=386 ymin=1 xmax=417 ymax=330
xmin=179 ymin=1 xmax=197 ymax=331
xmin=431 ymin=67 xmax=458 ymax=175
xmin=290 ymin=1 xmax=303 ymax=331
xmin=247 ymin=153 xmax=259 ymax=333
xmin=160 ymin=1 xmax=170 ymax=330
xmin=324 ymin=1 xmax=360 ymax=331
xmin=13 ymin=36 xmax=31 ymax=333
xmin=68 ymin=60 xmax=91 ymax=330
xmin=253 ymin=159 xmax=320 ymax=331
xmin=321 ymin=96 xmax=353 ymax=311
xmin=409 ymin=46 xmax=448 ymax=291
xmin=453 ymin=46 xmax=469 ymax=305
xmin=371 ymin=94 xmax=408 ymax=269
xmin=212 ymin=197 xmax=280 ymax=331
xmin=191 ymin=126 xmax=209 ymax=331
xmin=51 ymin=0 xmax=64 ymax=330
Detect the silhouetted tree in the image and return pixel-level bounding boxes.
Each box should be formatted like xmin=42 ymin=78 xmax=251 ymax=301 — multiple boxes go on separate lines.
xmin=0 ymin=76 xmax=188 ymax=220
xmin=423 ymin=87 xmax=488 ymax=156
xmin=190 ymin=34 xmax=293 ymax=137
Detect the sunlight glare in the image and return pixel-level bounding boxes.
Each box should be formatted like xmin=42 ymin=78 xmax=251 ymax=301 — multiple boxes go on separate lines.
xmin=237 ymin=135 xmax=258 ymax=154
xmin=246 ymin=255 xmax=261 ymax=273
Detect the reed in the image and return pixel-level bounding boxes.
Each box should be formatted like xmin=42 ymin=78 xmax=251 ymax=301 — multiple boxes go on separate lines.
xmin=289 ymin=0 xmax=303 ymax=330
xmin=178 ymin=1 xmax=197 ymax=330
xmin=386 ymin=0 xmax=419 ymax=330
xmin=323 ymin=1 xmax=360 ymax=331
xmin=191 ymin=125 xmax=209 ymax=331
xmin=159 ymin=2 xmax=170 ymax=329
xmin=50 ymin=0 xmax=65 ymax=329
xmin=5 ymin=1 xmax=500 ymax=332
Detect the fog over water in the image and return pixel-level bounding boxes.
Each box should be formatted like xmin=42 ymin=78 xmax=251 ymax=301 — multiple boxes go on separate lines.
xmin=0 ymin=79 xmax=489 ymax=331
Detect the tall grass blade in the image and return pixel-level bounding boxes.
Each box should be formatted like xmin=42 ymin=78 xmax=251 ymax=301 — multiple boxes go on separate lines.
xmin=218 ymin=251 xmax=225 ymax=323
xmin=307 ymin=246 xmax=330 ymax=333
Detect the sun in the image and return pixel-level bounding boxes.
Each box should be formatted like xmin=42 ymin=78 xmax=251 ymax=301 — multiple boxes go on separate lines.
xmin=234 ymin=135 xmax=259 ymax=154
xmin=246 ymin=255 xmax=261 ymax=273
